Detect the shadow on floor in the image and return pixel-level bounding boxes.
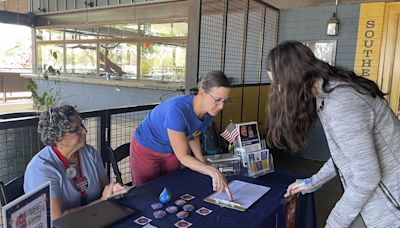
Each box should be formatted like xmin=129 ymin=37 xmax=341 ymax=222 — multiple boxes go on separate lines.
xmin=273 ymin=155 xmax=342 ymax=228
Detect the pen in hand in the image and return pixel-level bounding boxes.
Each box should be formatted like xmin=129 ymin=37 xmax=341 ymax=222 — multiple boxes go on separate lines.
xmin=292 ymin=182 xmax=306 ymax=190
xmin=284 ymin=178 xmax=311 ymax=197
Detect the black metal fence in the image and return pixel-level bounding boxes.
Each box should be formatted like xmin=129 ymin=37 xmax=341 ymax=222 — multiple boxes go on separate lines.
xmin=0 ymin=104 xmax=157 ymax=185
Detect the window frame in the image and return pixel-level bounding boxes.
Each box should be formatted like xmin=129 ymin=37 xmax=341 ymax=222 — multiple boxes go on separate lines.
xmin=35 ymin=20 xmax=188 ymax=83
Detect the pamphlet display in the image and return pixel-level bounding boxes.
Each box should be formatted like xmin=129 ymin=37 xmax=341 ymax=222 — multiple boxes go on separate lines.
xmin=236 ymin=122 xmax=262 ymax=159
xmin=233 ymin=121 xmax=274 ymax=177
xmin=246 ymin=149 xmax=274 ymax=177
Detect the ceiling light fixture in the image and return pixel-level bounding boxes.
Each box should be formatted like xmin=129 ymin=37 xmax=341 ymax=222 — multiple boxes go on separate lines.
xmin=327 ymin=0 xmax=340 ymax=36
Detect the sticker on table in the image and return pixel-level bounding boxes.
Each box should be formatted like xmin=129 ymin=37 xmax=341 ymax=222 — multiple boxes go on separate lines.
xmin=183 ymin=204 xmax=195 ymax=212
xmin=180 ymin=194 xmax=195 ymax=201
xmin=166 ymin=205 xmax=178 ymax=213
xmin=175 ymin=199 xmax=187 ymax=206
xmin=151 ymin=202 xmax=163 ymax=210
xmin=196 ymin=207 xmax=212 ymax=216
xmin=153 ymin=210 xmax=166 ymax=219
xmin=174 ymin=220 xmax=192 ymax=228
xmin=176 ymin=211 xmax=189 ymax=219
xmin=134 ymin=216 xmax=152 ymax=225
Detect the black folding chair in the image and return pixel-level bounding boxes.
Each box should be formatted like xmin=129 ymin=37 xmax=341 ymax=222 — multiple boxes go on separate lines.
xmin=106 ymin=143 xmax=131 ymax=185
xmin=0 ymin=175 xmax=25 ymax=206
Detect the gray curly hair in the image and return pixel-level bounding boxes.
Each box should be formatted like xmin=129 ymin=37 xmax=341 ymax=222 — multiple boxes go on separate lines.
xmin=38 ymin=105 xmax=79 ymax=146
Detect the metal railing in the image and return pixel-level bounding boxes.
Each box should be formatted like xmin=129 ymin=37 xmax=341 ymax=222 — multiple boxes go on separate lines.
xmin=0 ymin=103 xmax=159 ymax=226
xmin=0 ymin=104 xmax=157 ymax=185
xmin=0 ymin=72 xmax=31 ymax=102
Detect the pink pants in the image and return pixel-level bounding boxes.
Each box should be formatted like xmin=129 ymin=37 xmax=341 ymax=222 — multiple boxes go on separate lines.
xmin=130 ymin=137 xmax=181 ymax=186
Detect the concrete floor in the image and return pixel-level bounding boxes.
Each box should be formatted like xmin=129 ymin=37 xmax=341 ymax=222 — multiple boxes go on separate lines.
xmin=0 ymin=100 xmax=35 ymax=115
xmin=274 ymin=155 xmax=342 ymax=228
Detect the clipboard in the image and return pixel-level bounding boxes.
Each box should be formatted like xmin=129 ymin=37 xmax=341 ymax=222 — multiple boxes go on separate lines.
xmin=204 ymin=180 xmax=270 ymax=212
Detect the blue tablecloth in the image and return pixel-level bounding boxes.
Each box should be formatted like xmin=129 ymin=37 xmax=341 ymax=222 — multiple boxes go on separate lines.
xmin=111 ymin=168 xmax=315 ymax=228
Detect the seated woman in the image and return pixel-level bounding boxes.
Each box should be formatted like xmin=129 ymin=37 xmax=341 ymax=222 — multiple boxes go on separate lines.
xmin=24 ymin=105 xmax=125 ymax=220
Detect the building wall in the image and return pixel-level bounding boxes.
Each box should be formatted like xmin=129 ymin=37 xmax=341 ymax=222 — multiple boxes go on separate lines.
xmin=277 ymin=4 xmax=360 ymax=161
xmin=0 ymin=0 xmax=30 ymax=13
xmin=279 ymin=4 xmax=360 ymax=70
xmin=37 ymin=80 xmax=180 ymax=111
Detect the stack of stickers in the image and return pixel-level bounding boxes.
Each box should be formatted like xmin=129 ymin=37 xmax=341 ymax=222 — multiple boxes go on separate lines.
xmin=133 ymin=193 xmax=213 ymax=227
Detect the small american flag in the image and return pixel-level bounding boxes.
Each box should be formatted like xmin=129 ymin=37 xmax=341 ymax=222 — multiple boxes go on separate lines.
xmin=220 ymin=122 xmax=239 ymax=143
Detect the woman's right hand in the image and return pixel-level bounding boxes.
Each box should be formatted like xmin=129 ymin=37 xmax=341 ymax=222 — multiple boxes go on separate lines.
xmin=210 ymin=167 xmax=233 ymax=201
xmin=284 ymin=178 xmax=312 ymax=198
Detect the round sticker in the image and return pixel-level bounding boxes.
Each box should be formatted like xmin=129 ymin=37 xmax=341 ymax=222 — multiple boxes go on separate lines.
xmin=66 ymin=167 xmax=77 ymax=179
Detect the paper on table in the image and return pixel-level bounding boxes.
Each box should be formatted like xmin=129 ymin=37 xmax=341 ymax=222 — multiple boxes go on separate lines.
xmin=206 ymin=180 xmax=270 ymax=210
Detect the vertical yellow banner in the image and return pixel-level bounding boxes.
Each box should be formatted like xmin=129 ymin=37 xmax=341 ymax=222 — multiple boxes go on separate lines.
xmin=354 ymin=3 xmax=385 ymax=83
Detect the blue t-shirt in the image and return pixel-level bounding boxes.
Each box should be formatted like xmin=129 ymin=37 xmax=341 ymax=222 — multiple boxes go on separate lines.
xmin=135 ymin=95 xmax=212 ymax=153
xmin=24 ymin=145 xmax=106 ymax=209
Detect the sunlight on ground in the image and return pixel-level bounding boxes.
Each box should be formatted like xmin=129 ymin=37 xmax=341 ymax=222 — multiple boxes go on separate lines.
xmin=0 ymin=100 xmax=34 ymax=114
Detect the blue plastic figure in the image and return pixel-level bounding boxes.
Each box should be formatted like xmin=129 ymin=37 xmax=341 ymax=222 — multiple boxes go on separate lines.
xmin=159 ymin=187 xmax=172 ymax=203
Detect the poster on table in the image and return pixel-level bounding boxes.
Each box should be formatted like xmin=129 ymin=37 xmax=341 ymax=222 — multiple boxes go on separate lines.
xmin=2 ymin=181 xmax=51 ymax=228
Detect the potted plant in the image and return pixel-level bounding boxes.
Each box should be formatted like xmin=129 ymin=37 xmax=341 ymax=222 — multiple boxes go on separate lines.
xmin=24 ymin=50 xmax=61 ymax=111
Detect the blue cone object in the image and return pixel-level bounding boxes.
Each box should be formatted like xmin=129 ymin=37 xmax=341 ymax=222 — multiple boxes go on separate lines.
xmin=159 ymin=187 xmax=172 ymax=203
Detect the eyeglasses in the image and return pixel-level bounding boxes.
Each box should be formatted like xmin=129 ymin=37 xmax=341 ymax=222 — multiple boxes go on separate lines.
xmin=68 ymin=122 xmax=86 ymax=134
xmin=206 ymin=93 xmax=232 ymax=105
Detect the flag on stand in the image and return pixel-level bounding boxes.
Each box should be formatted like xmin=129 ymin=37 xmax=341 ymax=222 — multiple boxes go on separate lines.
xmin=220 ymin=122 xmax=239 ymax=143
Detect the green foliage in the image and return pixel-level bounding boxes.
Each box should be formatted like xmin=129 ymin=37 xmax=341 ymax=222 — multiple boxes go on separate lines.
xmin=24 ymin=50 xmax=61 ymax=111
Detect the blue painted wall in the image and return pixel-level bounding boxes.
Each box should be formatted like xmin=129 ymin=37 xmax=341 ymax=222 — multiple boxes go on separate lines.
xmin=279 ymin=4 xmax=360 ymax=70
xmin=277 ymin=4 xmax=360 ymax=161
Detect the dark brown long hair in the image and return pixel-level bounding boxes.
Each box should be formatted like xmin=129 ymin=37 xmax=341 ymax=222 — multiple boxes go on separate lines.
xmin=266 ymin=41 xmax=385 ymax=151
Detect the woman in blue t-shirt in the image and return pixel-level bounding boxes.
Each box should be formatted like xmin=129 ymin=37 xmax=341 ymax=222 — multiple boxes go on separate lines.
xmin=24 ymin=105 xmax=126 ymax=220
xmin=131 ymin=71 xmax=233 ymax=199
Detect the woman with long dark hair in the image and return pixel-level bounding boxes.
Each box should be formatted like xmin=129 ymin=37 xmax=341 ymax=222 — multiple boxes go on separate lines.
xmin=267 ymin=41 xmax=400 ymax=228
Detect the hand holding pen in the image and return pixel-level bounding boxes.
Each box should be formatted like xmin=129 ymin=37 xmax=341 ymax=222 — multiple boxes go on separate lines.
xmin=284 ymin=178 xmax=312 ymax=198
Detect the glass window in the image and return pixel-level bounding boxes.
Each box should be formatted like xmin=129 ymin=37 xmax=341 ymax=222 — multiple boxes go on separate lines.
xmin=141 ymin=22 xmax=187 ymax=37
xmin=0 ymin=23 xmax=32 ymax=72
xmin=99 ymin=43 xmax=137 ymax=79
xmin=35 ymin=21 xmax=187 ymax=83
xmin=140 ymin=42 xmax=186 ymax=82
xmin=36 ymin=28 xmax=64 ymax=41
xmin=65 ymin=26 xmax=97 ymax=40
xmin=66 ymin=44 xmax=97 ymax=75
xmin=37 ymin=44 xmax=64 ymax=73
xmin=99 ymin=24 xmax=139 ymax=39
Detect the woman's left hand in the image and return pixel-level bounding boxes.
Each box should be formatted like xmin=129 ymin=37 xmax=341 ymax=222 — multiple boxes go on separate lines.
xmin=111 ymin=183 xmax=127 ymax=194
xmin=101 ymin=182 xmax=127 ymax=200
xmin=101 ymin=183 xmax=114 ymax=200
